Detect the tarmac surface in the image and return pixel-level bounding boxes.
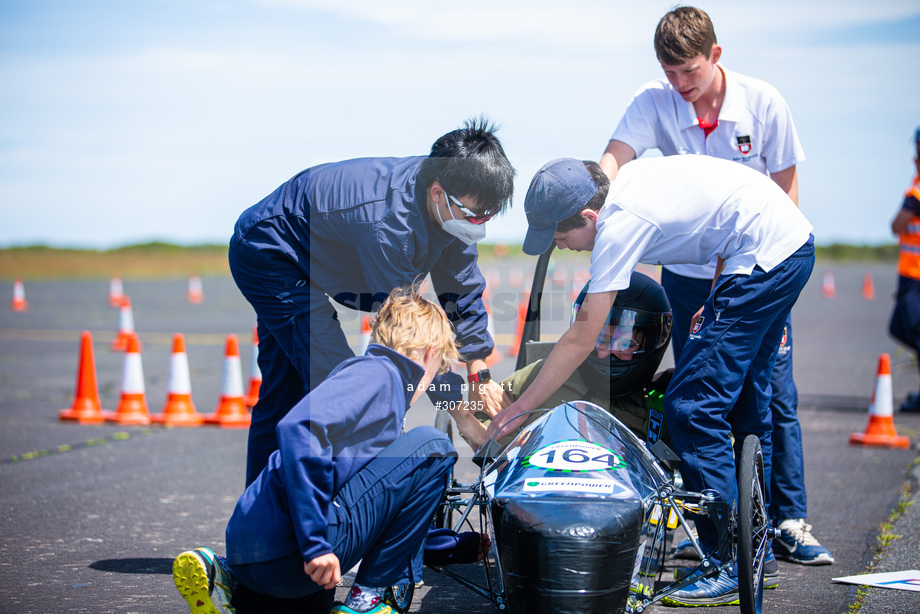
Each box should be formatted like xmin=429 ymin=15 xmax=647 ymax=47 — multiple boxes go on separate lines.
xmin=1 ymin=260 xmax=919 ymax=614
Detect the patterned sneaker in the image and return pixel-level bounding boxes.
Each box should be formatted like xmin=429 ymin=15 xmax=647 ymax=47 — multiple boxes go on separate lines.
xmin=674 ymin=552 xmax=778 ymax=589
xmin=773 ymin=519 xmax=834 ymax=565
xmin=672 ymin=526 xmax=701 ymax=560
xmin=172 ymin=547 xmax=236 ymax=614
xmin=330 ymin=605 xmax=394 ymax=614
xmin=662 ymin=569 xmax=739 ymax=607
xmin=331 ymin=584 xmax=394 ymax=614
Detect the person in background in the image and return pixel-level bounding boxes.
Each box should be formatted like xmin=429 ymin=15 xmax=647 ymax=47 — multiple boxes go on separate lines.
xmin=889 ymin=126 xmax=920 ymax=413
xmin=172 ymin=286 xmax=461 ymax=614
xmin=229 ymin=118 xmax=515 ymax=486
xmin=599 ymin=5 xmax=832 ymax=569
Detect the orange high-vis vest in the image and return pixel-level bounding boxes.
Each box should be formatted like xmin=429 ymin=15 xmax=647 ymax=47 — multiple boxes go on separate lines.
xmin=898 ymin=176 xmax=920 ymax=280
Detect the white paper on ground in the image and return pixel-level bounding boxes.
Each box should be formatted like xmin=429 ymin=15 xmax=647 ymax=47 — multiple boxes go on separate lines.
xmin=832 ymin=570 xmax=920 ymax=592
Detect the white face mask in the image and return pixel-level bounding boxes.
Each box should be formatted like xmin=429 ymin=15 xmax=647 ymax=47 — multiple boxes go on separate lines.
xmin=436 ymin=194 xmax=487 ymax=245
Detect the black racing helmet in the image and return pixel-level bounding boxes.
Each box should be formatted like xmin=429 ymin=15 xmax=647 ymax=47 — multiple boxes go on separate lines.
xmin=572 ymin=271 xmax=673 ymax=397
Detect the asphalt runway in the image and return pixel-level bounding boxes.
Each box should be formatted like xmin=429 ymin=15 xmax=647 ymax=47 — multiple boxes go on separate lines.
xmin=1 ymin=260 xmax=919 ymax=614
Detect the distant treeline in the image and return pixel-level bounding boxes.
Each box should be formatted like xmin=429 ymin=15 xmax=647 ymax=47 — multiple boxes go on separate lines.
xmin=0 ymin=241 xmax=901 ymax=279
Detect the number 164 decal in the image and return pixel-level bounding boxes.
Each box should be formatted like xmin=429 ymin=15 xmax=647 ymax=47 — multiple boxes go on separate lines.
xmin=524 ymin=440 xmax=625 ymax=473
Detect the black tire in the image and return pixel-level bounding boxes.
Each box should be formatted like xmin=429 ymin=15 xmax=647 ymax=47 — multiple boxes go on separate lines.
xmin=737 ymin=434 xmax=768 ymax=614
xmin=384 ymin=582 xmax=415 ymax=614
xmin=433 ymin=410 xmax=455 ymax=530
xmin=434 ymin=409 xmax=453 ymax=443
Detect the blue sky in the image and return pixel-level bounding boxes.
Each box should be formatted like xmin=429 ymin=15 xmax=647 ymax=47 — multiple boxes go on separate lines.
xmin=1 ymin=0 xmax=918 ymax=249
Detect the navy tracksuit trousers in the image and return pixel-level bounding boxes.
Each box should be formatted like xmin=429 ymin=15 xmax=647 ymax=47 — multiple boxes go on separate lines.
xmin=664 ymin=238 xmax=814 ymax=554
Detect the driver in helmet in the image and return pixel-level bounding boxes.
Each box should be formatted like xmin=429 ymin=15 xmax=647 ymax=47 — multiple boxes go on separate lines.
xmin=461 ymin=270 xmax=674 ymax=450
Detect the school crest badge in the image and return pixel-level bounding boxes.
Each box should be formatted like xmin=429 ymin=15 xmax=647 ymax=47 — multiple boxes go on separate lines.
xmin=736 ymin=135 xmax=752 ymax=155
xmin=691 ymin=315 xmax=704 ymax=334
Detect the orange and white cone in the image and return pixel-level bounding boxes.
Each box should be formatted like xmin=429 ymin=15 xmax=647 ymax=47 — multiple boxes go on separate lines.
xmin=551 ymin=263 xmax=567 ymax=289
xmin=112 ymin=296 xmax=140 ymax=352
xmin=509 ymin=266 xmax=524 ymax=289
xmin=509 ymin=291 xmax=530 ymax=357
xmin=862 ymin=272 xmax=876 ymax=301
xmin=60 ymin=331 xmax=108 ymax=423
xmin=10 ymin=278 xmax=28 ymax=312
xmin=572 ymin=269 xmax=591 ymax=301
xmin=187 ymin=274 xmax=204 ymax=304
xmin=357 ymin=315 xmax=372 ymax=356
xmin=204 ymin=334 xmax=251 ymax=428
xmin=152 ymin=333 xmax=203 ymax=427
xmin=109 ymin=276 xmax=124 ymax=307
xmin=822 ymin=271 xmax=836 ymax=298
xmin=850 ymin=354 xmax=910 ymax=448
xmin=483 ymin=291 xmax=503 ymax=367
xmin=105 ymin=333 xmax=151 ymax=426
xmin=245 ymin=326 xmax=262 ymax=409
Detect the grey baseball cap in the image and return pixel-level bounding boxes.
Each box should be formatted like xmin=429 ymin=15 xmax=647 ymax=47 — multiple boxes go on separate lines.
xmin=522 ymin=158 xmax=599 ymax=255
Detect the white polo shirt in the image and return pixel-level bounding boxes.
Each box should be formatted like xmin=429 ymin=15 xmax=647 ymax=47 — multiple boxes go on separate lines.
xmin=588 ymin=155 xmax=813 ymax=294
xmin=610 ymin=66 xmax=805 ymax=279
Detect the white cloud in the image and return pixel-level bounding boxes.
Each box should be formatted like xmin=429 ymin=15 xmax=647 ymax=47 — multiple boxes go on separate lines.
xmin=0 ymin=0 xmax=918 ymax=247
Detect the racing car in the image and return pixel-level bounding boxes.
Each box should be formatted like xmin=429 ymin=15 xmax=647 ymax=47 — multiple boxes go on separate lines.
xmin=387 ymin=247 xmax=772 ymax=614
xmin=424 ymin=400 xmax=769 ymax=614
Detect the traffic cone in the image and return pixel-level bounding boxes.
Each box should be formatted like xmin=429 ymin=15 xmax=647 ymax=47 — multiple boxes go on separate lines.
xmin=112 ymin=296 xmax=140 ymax=352
xmin=59 ymin=331 xmax=108 ymax=424
xmin=483 ymin=291 xmax=504 ymax=367
xmin=10 ymin=278 xmax=28 ymax=312
xmin=822 ymin=271 xmax=836 ymax=298
xmin=109 ymin=276 xmax=124 ymax=307
xmin=105 ymin=333 xmax=151 ymax=426
xmin=862 ymin=272 xmax=876 ymax=301
xmin=850 ymin=354 xmax=910 ymax=448
xmin=551 ymin=263 xmax=567 ymax=289
xmin=204 ymin=334 xmax=251 ymax=428
xmin=152 ymin=333 xmax=203 ymax=427
xmin=509 ymin=291 xmax=530 ymax=357
xmin=509 ymin=267 xmax=524 ymax=289
xmin=485 ymin=268 xmax=502 ymax=291
xmin=572 ymin=269 xmax=591 ymax=301
xmin=187 ymin=274 xmax=204 ymax=304
xmin=245 ymin=326 xmax=262 ymax=409
xmin=357 ymin=315 xmax=372 ymax=355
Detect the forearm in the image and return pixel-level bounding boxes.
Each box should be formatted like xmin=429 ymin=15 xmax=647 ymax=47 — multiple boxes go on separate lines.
xmin=711 ymin=257 xmax=726 ymax=292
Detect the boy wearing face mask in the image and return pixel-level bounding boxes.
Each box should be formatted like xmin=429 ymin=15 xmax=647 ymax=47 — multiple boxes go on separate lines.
xmin=229 ymin=117 xmax=515 ymax=486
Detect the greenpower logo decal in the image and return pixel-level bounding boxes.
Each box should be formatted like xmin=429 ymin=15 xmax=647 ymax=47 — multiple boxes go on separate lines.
xmin=523 ymin=439 xmax=625 ymax=473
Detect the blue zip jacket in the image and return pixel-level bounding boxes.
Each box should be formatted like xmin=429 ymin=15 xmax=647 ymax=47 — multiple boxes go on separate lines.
xmin=231 ymin=156 xmax=492 ymax=360
xmin=225 ymin=344 xmax=443 ymax=565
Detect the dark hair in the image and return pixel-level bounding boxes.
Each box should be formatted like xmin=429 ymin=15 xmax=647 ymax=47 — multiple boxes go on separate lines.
xmin=417 ymin=116 xmax=516 ymax=215
xmin=654 ymin=6 xmax=717 ymax=66
xmin=556 ymin=161 xmax=609 ymax=232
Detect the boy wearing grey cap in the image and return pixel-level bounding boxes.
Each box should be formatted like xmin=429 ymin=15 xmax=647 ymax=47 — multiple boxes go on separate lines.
xmin=486 ymin=156 xmax=814 ymax=606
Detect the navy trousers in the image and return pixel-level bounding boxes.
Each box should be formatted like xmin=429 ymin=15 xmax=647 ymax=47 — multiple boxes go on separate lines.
xmin=662 ymin=268 xmax=807 ymax=523
xmin=229 ymin=241 xmax=356 ymax=485
xmin=231 ymin=427 xmax=456 ymax=602
xmin=889 ymin=275 xmax=920 ymax=384
xmin=664 ymin=238 xmax=814 ymax=553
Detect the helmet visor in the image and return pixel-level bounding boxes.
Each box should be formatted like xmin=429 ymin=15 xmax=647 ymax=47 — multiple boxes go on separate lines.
xmin=573 ymin=305 xmax=673 ymax=356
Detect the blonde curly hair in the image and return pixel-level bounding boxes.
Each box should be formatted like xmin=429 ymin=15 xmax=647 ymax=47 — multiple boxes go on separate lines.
xmin=370 ymin=285 xmax=460 ymax=373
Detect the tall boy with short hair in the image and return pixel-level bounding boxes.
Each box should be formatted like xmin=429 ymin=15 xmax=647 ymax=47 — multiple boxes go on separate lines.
xmin=599 ymin=5 xmax=832 ymax=570
xmin=173 ymin=286 xmax=461 ymax=614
